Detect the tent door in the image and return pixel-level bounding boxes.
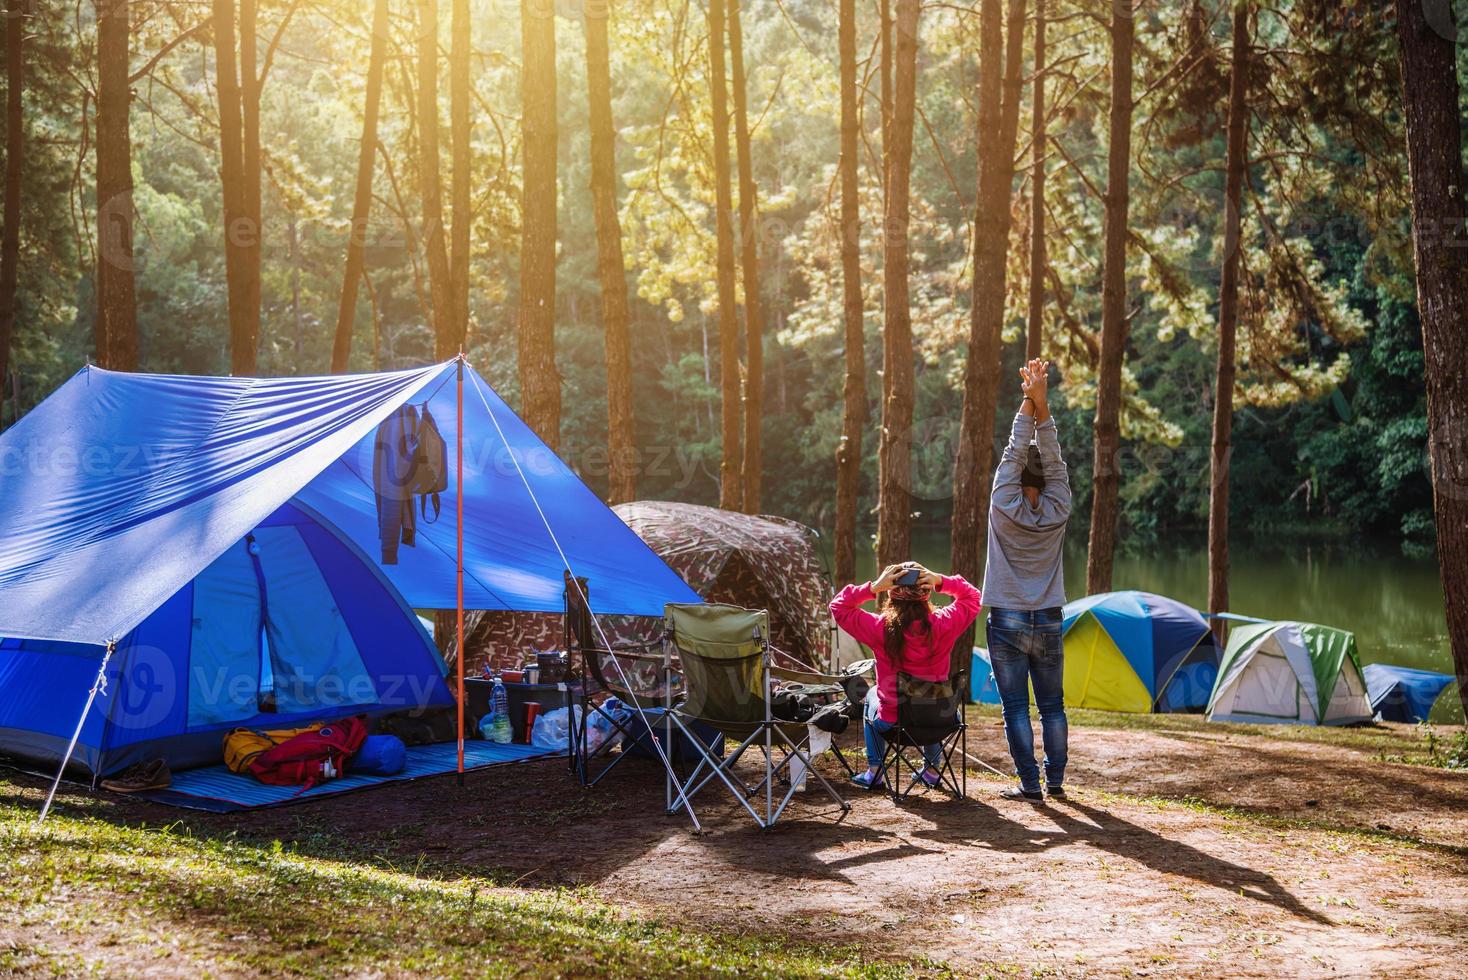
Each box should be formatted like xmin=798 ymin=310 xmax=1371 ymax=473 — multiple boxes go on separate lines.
xmin=1321 ymin=661 xmax=1370 ymax=724
xmin=1229 ymin=650 xmax=1307 ymax=722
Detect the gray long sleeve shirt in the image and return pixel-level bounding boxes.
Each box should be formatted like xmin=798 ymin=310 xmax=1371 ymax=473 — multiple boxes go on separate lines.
xmin=980 ymin=412 xmax=1072 ymax=611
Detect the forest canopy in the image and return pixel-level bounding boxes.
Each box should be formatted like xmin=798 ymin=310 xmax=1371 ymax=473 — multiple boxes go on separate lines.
xmin=0 ymin=0 xmax=1438 ymax=548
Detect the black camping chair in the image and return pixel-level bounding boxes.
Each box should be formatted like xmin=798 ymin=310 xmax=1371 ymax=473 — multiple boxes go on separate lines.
xmin=565 ymin=573 xmax=680 ymax=787
xmin=877 ymin=669 xmax=968 ymax=802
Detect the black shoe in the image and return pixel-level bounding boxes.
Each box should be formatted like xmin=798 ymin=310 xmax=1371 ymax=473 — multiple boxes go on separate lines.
xmin=1047 ymin=784 xmax=1067 ymax=799
xmin=1001 ymin=785 xmax=1043 ymax=802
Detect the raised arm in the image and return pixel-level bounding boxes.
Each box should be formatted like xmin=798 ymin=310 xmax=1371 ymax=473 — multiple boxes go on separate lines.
xmin=928 ymin=574 xmax=982 ymax=635
xmin=1034 ymin=415 xmax=1072 ymax=520
xmin=829 ymin=581 xmax=885 ymax=650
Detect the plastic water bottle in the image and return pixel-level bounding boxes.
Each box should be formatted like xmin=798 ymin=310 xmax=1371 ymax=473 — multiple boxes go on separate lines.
xmin=489 ymin=674 xmax=512 ymax=744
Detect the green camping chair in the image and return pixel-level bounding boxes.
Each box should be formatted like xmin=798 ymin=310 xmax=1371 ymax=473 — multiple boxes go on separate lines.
xmin=663 ymin=602 xmax=850 ymax=830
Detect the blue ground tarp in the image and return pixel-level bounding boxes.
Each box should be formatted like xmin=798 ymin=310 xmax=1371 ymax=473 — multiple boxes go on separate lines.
xmin=136 ymin=740 xmax=561 ymax=813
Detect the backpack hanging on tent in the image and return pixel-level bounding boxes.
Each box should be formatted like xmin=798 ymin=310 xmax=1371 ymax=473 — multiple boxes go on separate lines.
xmin=412 ymin=405 xmax=448 ymax=523
xmin=247 ymin=715 xmax=368 ymax=791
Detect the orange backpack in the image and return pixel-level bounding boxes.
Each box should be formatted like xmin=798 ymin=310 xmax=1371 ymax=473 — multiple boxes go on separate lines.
xmin=222 ymin=723 xmax=324 ymax=774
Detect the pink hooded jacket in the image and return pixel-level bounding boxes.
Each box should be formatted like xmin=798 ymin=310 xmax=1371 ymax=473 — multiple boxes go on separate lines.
xmin=829 ymin=576 xmax=983 ymax=723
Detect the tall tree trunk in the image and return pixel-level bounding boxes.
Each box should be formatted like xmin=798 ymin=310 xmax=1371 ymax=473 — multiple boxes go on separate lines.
xmin=1207 ymin=1 xmax=1250 ymax=640
xmin=330 ymin=0 xmax=389 ymax=373
xmin=1026 ymin=0 xmax=1045 ymax=360
xmin=879 ymin=0 xmax=891 ymax=172
xmin=448 ymin=0 xmax=470 ymax=356
xmin=417 ymin=0 xmax=455 ymax=363
xmin=518 ymin=0 xmax=560 ymax=446
xmin=833 ymin=0 xmax=865 ymax=586
xmin=213 ymin=0 xmax=249 ymax=375
xmin=728 ymin=0 xmax=763 ymax=514
xmin=1395 ymin=0 xmax=1468 ymax=717
xmin=876 ymin=0 xmax=919 ymax=568
xmin=584 ymin=0 xmax=636 ymax=504
xmin=236 ymin=0 xmax=260 ymax=374
xmin=96 ymin=0 xmax=138 ymax=371
xmin=1085 ymin=0 xmax=1134 ymax=595
xmin=950 ymin=0 xmax=1026 ymax=625
xmin=288 ymin=211 xmax=303 ymax=359
xmin=0 ymin=0 xmax=23 ymax=390
xmin=707 ymin=0 xmax=741 ymax=510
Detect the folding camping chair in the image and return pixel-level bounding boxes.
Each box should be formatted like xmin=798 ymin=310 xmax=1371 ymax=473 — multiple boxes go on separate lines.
xmin=564 ymin=574 xmax=680 ymax=787
xmin=663 ymin=602 xmax=849 ymax=830
xmin=877 ymin=670 xmax=968 ymax=803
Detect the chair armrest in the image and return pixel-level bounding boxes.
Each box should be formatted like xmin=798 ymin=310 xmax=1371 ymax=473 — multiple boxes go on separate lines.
xmin=770 ymin=665 xmax=847 ymax=686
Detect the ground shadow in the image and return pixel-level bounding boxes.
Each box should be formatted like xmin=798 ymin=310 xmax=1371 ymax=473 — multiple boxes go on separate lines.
xmin=908 ymin=791 xmax=1332 ymax=925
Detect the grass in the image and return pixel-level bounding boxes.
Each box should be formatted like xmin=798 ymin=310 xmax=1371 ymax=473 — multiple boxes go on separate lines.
xmin=0 ymin=791 xmax=937 ymax=978
xmin=1411 ymin=723 xmax=1468 ymax=770
xmin=962 ymin=702 xmax=1466 ymax=766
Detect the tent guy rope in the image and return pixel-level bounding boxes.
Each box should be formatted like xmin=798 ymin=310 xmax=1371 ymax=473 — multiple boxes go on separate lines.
xmin=465 ymin=368 xmax=705 ymax=831
xmin=37 ymin=641 xmax=115 ymax=824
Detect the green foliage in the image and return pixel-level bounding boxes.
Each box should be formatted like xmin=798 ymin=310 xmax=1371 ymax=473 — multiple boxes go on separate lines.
xmin=1417 ymin=723 xmax=1468 ymax=771
xmin=0 ymin=0 xmax=1435 ymax=551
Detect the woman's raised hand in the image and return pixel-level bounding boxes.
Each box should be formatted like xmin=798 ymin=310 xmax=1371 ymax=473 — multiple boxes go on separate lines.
xmin=872 ymin=564 xmax=903 ymax=593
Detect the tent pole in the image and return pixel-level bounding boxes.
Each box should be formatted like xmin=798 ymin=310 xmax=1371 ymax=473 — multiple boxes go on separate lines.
xmin=38 ymin=640 xmax=115 ymax=825
xmin=456 ymin=354 xmax=466 ymax=786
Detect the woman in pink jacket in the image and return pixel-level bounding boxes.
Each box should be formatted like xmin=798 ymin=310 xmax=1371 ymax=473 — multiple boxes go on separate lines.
xmin=829 ymin=562 xmax=982 ymax=789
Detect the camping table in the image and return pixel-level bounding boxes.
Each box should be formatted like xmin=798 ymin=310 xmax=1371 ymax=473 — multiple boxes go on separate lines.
xmin=463 ymin=678 xmax=574 ymax=744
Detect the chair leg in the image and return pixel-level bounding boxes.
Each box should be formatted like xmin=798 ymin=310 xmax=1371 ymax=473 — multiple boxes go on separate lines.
xmin=829 ymin=741 xmax=857 ymax=778
xmin=665 ymin=719 xmax=768 ymax=829
xmin=773 ymin=728 xmax=849 ymax=817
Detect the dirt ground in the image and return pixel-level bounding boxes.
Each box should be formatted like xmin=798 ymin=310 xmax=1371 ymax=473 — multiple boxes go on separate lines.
xmin=22 ymin=713 xmax=1468 ymax=978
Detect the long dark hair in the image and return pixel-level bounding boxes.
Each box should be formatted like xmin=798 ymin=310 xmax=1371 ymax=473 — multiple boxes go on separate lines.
xmin=882 ymin=594 xmax=934 ymax=660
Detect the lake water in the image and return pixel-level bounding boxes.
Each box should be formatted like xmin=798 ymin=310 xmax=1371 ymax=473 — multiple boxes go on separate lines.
xmin=832 ymin=527 xmax=1456 ymax=680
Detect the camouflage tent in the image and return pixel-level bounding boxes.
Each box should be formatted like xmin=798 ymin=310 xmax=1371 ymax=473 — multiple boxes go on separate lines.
xmin=452 ymin=501 xmax=835 ymax=674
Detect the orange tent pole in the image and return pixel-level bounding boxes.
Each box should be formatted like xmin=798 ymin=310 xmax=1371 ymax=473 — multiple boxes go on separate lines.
xmin=456 ymin=354 xmax=466 ymax=785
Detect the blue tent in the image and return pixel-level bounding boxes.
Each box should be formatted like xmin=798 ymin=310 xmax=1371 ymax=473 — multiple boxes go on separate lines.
xmin=970 ymin=647 xmax=1002 ymax=705
xmin=0 ymin=362 xmax=699 ymax=780
xmin=0 ymin=503 xmax=456 ymax=778
xmin=1061 ymin=591 xmax=1221 ymax=713
xmin=1364 ymin=664 xmax=1455 ymax=724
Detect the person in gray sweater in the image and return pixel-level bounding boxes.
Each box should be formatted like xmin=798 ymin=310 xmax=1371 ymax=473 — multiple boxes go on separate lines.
xmin=982 ymin=357 xmax=1072 ymax=801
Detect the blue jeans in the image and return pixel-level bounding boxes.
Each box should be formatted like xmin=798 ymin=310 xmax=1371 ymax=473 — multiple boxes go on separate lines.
xmin=863 ymin=689 xmax=943 ymax=770
xmin=986 ymin=607 xmax=1068 ymax=793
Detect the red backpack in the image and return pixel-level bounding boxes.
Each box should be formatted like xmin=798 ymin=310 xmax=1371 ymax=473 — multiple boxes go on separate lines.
xmin=247 ymin=715 xmax=368 ymax=792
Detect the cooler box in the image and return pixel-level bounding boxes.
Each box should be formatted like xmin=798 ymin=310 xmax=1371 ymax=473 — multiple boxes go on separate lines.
xmin=624 ymin=708 xmax=725 ymax=762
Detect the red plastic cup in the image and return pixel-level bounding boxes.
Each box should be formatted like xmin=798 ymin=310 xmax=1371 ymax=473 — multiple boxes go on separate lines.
xmin=522 ymin=701 xmax=542 ymax=743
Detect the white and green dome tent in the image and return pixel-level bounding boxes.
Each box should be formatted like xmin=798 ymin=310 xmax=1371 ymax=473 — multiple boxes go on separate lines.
xmin=1207 ymin=621 xmax=1371 ymax=726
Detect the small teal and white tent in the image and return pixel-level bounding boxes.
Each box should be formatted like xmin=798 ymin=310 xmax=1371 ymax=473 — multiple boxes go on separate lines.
xmin=0 ymin=362 xmax=700 ymax=788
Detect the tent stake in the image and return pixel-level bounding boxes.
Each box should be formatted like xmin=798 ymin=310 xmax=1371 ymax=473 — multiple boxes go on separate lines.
xmin=456 ymin=354 xmax=466 ymax=787
xmin=38 ymin=640 xmax=115 ymax=825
